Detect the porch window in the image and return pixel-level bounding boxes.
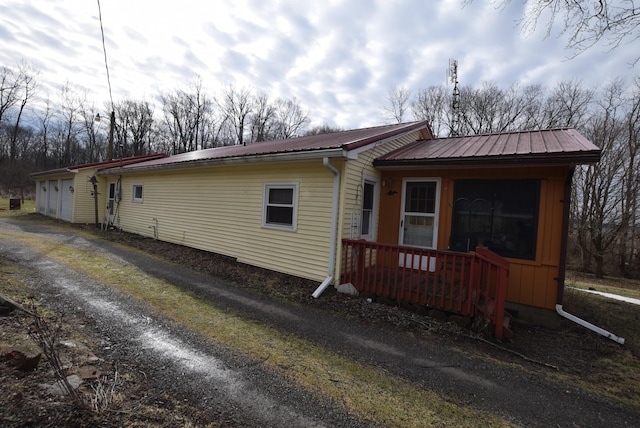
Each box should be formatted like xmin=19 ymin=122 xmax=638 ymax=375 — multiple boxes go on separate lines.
xmin=132 ymin=184 xmax=143 ymax=202
xmin=360 ymin=179 xmax=377 ymax=239
xmin=450 ymin=179 xmax=540 ymax=260
xmin=263 ymin=183 xmax=298 ymax=231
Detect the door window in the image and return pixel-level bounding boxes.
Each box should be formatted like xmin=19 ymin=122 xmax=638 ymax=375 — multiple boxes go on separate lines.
xmin=400 ymin=180 xmax=440 ymax=249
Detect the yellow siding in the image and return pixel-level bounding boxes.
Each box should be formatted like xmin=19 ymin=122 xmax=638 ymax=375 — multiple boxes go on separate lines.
xmin=71 ymin=169 xmax=103 ymax=224
xmin=115 ymin=160 xmax=336 ymax=282
xmin=335 ymin=131 xmax=426 ymax=283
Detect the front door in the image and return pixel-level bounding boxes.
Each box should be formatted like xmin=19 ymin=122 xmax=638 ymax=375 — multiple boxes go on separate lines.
xmin=399 ymin=179 xmax=440 ymax=271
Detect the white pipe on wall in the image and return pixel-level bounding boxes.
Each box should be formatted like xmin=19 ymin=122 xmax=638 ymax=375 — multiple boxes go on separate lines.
xmin=312 ymin=157 xmax=340 ymax=299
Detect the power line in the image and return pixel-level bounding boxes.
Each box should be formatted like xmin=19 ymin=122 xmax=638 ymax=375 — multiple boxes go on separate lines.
xmin=96 ymin=0 xmax=114 ymax=110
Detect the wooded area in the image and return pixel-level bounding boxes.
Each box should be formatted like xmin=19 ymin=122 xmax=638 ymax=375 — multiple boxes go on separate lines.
xmin=1 ymin=61 xmax=638 ymax=279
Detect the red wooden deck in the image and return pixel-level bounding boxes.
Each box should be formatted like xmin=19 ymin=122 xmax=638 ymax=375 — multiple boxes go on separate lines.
xmin=341 ymin=239 xmax=510 ymax=338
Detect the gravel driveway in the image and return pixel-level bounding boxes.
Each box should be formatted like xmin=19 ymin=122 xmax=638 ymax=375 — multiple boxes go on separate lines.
xmin=1 ymin=217 xmax=638 ymax=427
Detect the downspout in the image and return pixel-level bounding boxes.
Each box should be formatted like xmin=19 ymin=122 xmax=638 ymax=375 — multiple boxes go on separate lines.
xmin=555 ymin=166 xmax=625 ymax=345
xmin=312 ymin=157 xmax=340 ymax=298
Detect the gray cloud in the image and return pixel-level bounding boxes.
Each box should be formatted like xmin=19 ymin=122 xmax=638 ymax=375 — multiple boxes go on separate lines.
xmin=0 ymin=0 xmax=637 ymax=130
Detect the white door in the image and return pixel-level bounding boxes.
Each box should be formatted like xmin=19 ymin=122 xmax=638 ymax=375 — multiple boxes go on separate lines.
xmin=399 ymin=179 xmax=440 ymax=271
xmin=106 ymin=181 xmax=117 ymax=226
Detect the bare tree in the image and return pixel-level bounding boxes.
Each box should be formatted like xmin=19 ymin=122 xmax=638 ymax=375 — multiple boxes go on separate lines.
xmin=35 ymin=96 xmax=54 ymax=168
xmin=618 ymin=78 xmax=640 ymax=276
xmin=384 ymin=85 xmax=411 ymax=123
xmin=573 ymin=80 xmax=627 ymax=277
xmin=250 ymin=93 xmax=276 ymax=143
xmin=411 ymin=85 xmax=450 ymax=137
xmin=541 ymin=80 xmax=595 ymax=129
xmin=9 ymin=63 xmax=38 ymax=162
xmin=466 ymin=0 xmax=640 ymax=64
xmin=273 ymin=98 xmax=309 ymax=139
xmin=160 ymin=78 xmax=215 ymax=153
xmin=80 ymin=104 xmax=104 ymax=163
xmin=114 ymin=99 xmax=155 ymax=156
xmin=0 ymin=65 xmax=21 ymax=126
xmin=218 ymin=85 xmax=254 ymax=146
xmin=305 ymin=123 xmax=343 ymax=136
xmin=56 ymin=82 xmax=86 ymax=165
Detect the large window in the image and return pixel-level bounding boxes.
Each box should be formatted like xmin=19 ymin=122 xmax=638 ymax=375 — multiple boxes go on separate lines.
xmin=450 ymin=179 xmax=540 ymax=260
xmin=263 ymin=183 xmax=298 ymax=231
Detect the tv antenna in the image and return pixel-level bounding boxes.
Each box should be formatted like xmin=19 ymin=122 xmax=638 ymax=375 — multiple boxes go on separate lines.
xmin=448 ymin=59 xmax=460 ymax=137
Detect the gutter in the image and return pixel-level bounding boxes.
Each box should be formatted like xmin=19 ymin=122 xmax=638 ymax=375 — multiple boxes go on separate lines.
xmin=98 ymin=148 xmax=348 ymax=176
xmin=312 ymin=157 xmax=340 ymax=298
xmin=555 ymin=166 xmax=625 ymax=345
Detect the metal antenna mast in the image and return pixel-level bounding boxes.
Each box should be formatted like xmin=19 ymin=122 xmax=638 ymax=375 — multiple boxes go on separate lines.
xmin=448 ymin=59 xmax=460 ymax=137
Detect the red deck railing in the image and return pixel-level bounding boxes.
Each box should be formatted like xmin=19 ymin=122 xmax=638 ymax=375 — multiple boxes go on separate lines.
xmin=341 ymin=239 xmax=510 ymax=338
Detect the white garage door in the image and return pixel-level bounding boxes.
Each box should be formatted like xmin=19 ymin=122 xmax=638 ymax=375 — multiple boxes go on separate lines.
xmin=47 ymin=180 xmax=58 ymax=217
xmin=59 ymin=179 xmax=73 ymax=221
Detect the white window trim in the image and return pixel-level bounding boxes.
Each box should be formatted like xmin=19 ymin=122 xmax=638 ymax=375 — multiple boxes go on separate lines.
xmin=262 ymin=182 xmax=299 ymax=231
xmin=399 ymin=177 xmax=441 ymax=249
xmin=132 ymin=183 xmax=144 ymax=203
xmin=360 ymin=175 xmax=379 ymax=241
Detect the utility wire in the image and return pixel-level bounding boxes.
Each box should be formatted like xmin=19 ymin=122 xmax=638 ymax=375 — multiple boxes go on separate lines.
xmin=97 ymin=0 xmax=114 ymax=110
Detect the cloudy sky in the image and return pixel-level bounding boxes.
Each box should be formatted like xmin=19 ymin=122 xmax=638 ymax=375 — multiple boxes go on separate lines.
xmin=0 ymin=0 xmax=637 ymax=130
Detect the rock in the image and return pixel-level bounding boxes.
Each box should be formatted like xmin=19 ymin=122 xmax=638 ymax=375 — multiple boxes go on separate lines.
xmin=41 ymin=374 xmax=83 ymax=396
xmin=336 ymin=283 xmax=359 ymax=296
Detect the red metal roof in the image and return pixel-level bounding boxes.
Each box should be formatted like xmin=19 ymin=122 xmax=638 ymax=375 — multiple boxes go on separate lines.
xmin=375 ymin=128 xmax=601 ymax=167
xmin=30 ymin=154 xmax=169 ymax=177
xmin=101 ymin=121 xmax=432 ymax=173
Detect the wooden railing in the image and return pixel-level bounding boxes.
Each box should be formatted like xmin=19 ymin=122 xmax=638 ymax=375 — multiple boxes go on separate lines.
xmin=341 ymin=239 xmax=510 ymax=338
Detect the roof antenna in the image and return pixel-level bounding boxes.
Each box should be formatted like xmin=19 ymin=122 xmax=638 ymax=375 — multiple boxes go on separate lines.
xmin=447 ymin=59 xmax=460 ymax=137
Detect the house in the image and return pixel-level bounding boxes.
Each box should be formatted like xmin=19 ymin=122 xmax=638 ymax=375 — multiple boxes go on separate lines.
xmin=30 ymin=154 xmax=167 ymax=224
xmin=31 ymin=122 xmax=602 ymax=336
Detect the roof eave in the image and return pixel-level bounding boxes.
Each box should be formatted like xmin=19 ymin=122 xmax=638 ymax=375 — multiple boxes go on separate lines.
xmin=98 ymin=148 xmax=348 ymax=176
xmin=29 ymin=168 xmax=74 ymax=179
xmin=373 ymin=152 xmax=602 ymax=169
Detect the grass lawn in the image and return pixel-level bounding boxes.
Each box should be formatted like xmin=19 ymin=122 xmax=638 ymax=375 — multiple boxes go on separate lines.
xmin=0 ymin=198 xmax=36 ymax=217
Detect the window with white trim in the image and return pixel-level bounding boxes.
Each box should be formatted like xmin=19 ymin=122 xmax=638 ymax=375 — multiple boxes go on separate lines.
xmin=263 ymin=183 xmax=298 ymax=231
xmin=132 ymin=184 xmax=143 ymax=202
xmin=360 ymin=179 xmax=377 ymax=240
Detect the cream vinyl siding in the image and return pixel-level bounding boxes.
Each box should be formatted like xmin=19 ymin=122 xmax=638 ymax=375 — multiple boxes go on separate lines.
xmin=334 ymin=132 xmax=423 ymax=283
xmin=72 ymin=169 xmax=107 ymax=224
xmin=115 ymin=160 xmax=336 ymax=282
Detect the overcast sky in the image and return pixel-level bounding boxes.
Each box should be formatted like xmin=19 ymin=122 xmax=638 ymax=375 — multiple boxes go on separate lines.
xmin=0 ymin=0 xmax=637 ymax=130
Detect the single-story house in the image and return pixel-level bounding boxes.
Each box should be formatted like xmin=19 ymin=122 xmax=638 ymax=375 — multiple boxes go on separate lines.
xmin=32 ymin=121 xmax=603 ymax=337
xmin=31 ymin=154 xmax=167 ymax=224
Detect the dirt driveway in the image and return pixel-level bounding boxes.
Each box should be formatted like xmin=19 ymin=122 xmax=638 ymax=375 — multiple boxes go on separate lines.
xmin=1 ymin=216 xmax=638 ymax=427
